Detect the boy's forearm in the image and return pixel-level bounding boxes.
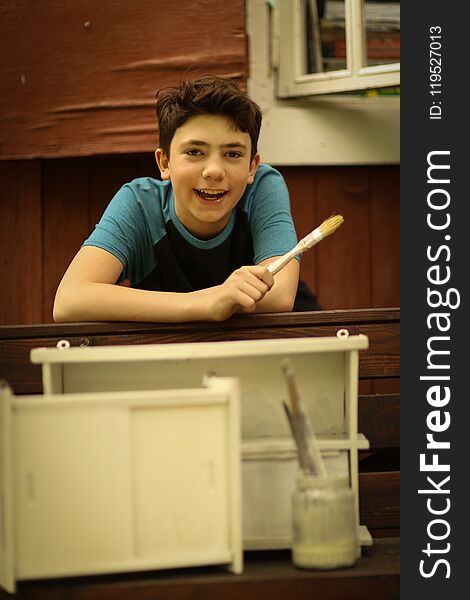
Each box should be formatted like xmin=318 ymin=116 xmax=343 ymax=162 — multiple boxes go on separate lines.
xmin=253 ymin=286 xmax=295 ymax=313
xmin=53 ymin=254 xmax=297 ymax=323
xmin=253 ymin=297 xmax=294 ymax=313
xmin=53 ymin=282 xmax=211 ymax=323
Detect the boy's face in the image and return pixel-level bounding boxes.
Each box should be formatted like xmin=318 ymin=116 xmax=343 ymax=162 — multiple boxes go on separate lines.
xmin=156 ymin=114 xmax=259 ymax=239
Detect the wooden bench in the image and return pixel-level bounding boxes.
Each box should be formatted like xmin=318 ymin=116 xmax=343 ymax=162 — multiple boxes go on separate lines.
xmin=0 ymin=539 xmax=399 ymax=599
xmin=0 ymin=308 xmax=400 ymax=598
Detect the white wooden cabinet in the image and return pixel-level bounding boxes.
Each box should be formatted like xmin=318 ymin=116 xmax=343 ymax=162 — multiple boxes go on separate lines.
xmin=29 ymin=335 xmax=370 ymax=549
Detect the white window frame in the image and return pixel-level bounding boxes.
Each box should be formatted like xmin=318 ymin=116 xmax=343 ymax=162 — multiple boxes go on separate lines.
xmin=278 ymin=0 xmax=400 ymax=97
xmin=246 ymin=0 xmax=400 ymax=165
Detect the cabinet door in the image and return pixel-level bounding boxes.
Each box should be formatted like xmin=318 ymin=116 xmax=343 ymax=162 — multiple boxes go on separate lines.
xmin=3 ymin=380 xmax=241 ymax=587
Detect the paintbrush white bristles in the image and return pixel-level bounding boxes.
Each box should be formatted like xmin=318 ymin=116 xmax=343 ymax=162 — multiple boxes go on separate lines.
xmin=268 ymin=214 xmax=344 ymax=276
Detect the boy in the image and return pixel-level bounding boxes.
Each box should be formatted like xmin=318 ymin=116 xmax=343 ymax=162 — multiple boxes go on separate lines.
xmin=53 ymin=76 xmax=300 ymax=323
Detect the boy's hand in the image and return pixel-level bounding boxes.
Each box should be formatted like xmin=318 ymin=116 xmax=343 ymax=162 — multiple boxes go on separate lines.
xmin=209 ymin=265 xmax=274 ymax=321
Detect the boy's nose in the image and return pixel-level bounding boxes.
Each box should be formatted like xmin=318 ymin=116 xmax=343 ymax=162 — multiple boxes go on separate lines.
xmin=202 ymin=159 xmax=225 ymax=180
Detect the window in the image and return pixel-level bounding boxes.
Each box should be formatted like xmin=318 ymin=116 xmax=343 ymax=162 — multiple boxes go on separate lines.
xmin=246 ymin=0 xmax=400 ymax=164
xmin=278 ymin=0 xmax=400 ymax=96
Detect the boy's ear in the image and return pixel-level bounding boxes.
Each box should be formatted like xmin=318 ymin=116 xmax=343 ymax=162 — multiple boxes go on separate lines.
xmin=247 ymin=153 xmax=260 ymax=184
xmin=155 ymin=148 xmax=171 ymax=180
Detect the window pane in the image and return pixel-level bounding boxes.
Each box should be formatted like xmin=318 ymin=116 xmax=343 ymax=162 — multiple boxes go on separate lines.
xmin=364 ymin=0 xmax=400 ymax=67
xmin=305 ymin=0 xmax=347 ymax=73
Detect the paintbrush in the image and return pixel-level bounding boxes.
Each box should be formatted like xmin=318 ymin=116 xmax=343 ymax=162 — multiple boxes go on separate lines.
xmin=281 ymin=358 xmax=327 ymax=478
xmin=268 ymin=214 xmax=344 ymax=276
xmin=282 ymin=399 xmax=314 ymax=474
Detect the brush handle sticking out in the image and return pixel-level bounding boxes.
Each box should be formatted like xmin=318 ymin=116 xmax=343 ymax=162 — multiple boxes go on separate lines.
xmin=282 ymin=399 xmax=314 ymax=474
xmin=267 ymin=242 xmax=308 ymax=276
xmin=281 ymin=358 xmax=327 ymax=478
xmin=268 ymin=214 xmax=344 ymax=276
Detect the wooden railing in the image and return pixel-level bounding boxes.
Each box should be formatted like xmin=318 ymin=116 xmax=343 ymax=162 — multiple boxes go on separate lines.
xmin=0 ymin=308 xmax=399 ymax=392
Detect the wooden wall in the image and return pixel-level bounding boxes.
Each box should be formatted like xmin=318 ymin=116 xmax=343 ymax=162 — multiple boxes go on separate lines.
xmin=0 ymin=2 xmax=399 ymax=326
xmin=0 ymin=158 xmax=399 ymax=325
xmin=280 ymin=165 xmax=400 ymax=310
xmin=0 ymin=0 xmax=247 ymax=159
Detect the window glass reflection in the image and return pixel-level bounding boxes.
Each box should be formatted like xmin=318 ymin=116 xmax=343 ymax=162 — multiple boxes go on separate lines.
xmin=364 ymin=0 xmax=400 ymax=67
xmin=304 ymin=1 xmax=400 ymax=73
xmin=305 ymin=0 xmax=347 ymax=73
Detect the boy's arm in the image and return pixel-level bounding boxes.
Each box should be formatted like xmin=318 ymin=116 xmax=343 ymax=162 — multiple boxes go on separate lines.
xmin=251 ymin=257 xmax=300 ymax=313
xmin=53 ymin=246 xmax=274 ymax=323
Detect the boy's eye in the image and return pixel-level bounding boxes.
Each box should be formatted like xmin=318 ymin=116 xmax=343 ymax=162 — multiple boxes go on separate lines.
xmin=186 ymin=149 xmax=203 ymax=156
xmin=225 ymin=151 xmax=243 ymax=158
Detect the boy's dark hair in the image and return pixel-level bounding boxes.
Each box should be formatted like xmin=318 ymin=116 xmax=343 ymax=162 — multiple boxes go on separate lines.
xmin=156 ymin=75 xmax=262 ymax=160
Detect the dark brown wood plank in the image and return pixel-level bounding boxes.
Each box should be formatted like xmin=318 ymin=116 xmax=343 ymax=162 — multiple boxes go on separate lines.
xmin=88 ymin=154 xmax=160 ymax=230
xmin=370 ymin=166 xmax=400 ymax=307
xmin=0 ymin=539 xmax=399 ymax=600
xmin=315 ymin=167 xmax=371 ymax=309
xmin=0 ymin=1 xmax=247 ymax=159
xmin=360 ymin=471 xmax=400 ymax=531
xmin=88 ymin=155 xmax=141 ymax=229
xmin=359 ymin=394 xmax=400 ymax=448
xmin=0 ymin=160 xmax=42 ymax=325
xmin=368 ymin=528 xmax=399 ymax=539
xmin=42 ymin=158 xmax=91 ymax=323
xmin=137 ymin=154 xmax=162 ymax=179
xmin=0 ymin=307 xmax=401 ymax=338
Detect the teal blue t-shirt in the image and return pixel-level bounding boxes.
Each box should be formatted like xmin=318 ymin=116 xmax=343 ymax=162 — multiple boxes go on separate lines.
xmin=84 ymin=163 xmax=299 ymax=292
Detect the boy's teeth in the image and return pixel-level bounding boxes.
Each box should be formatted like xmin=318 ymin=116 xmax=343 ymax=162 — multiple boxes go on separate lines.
xmin=197 ymin=189 xmax=226 ymax=200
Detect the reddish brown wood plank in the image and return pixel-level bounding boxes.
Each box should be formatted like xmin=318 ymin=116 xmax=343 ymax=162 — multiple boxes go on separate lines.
xmin=370 ymin=166 xmax=400 ymax=307
xmin=277 ymin=166 xmax=317 ymax=298
xmin=0 ymin=160 xmax=42 ymax=325
xmin=372 ymin=378 xmax=400 ymax=394
xmin=315 ymin=167 xmax=371 ymax=309
xmin=359 ymin=380 xmax=373 ymax=394
xmin=43 ymin=158 xmax=90 ymax=322
xmin=0 ymin=1 xmax=247 ymax=159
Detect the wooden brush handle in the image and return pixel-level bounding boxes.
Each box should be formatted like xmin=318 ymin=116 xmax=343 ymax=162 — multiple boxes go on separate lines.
xmin=281 ymin=358 xmax=327 ymax=478
xmin=268 ymin=244 xmax=302 ymax=275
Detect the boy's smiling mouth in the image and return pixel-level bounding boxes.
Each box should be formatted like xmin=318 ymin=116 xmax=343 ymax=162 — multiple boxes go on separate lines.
xmin=195 ymin=188 xmax=227 ymax=202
